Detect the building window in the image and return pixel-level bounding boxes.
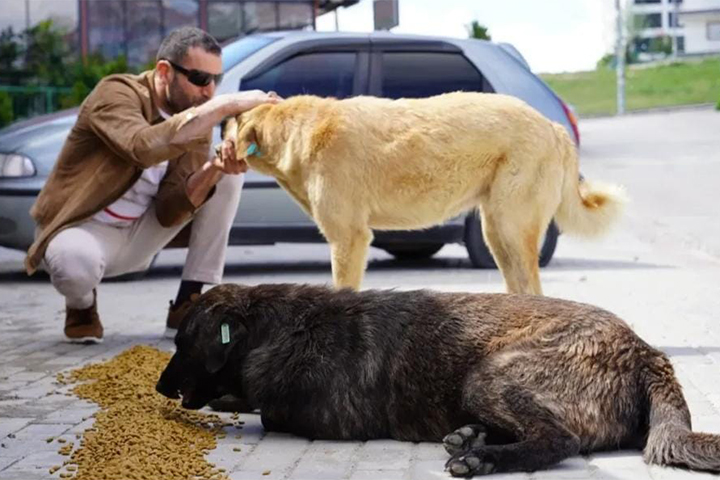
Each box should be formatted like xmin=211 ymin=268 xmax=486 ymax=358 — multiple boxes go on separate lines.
xmin=634 ymin=13 xmax=663 ymax=29
xmin=380 ymin=52 xmax=483 ymax=99
xmin=243 ymin=2 xmax=280 ymax=33
xmin=278 ymin=3 xmax=313 ymax=30
xmin=87 ymin=0 xmax=126 ymax=59
xmin=127 ymin=2 xmax=163 ymax=66
xmin=208 ymin=2 xmax=244 ymax=42
xmin=634 ymin=0 xmax=661 ymax=4
xmin=668 ymin=12 xmax=682 ymax=28
xmin=676 ymin=36 xmax=685 ymax=52
xmin=162 ymin=0 xmax=200 ymax=33
xmin=86 ymin=0 xmax=202 ymax=66
xmin=709 ymin=22 xmax=720 ymax=41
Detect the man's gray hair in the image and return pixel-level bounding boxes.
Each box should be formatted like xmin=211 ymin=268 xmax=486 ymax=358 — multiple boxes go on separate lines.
xmin=156 ymin=27 xmax=221 ymax=63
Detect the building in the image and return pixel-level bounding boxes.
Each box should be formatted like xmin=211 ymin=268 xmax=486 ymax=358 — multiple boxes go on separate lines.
xmin=677 ymin=0 xmax=720 ymax=55
xmin=0 ymin=0 xmax=359 ymax=66
xmin=623 ymin=0 xmax=720 ymax=59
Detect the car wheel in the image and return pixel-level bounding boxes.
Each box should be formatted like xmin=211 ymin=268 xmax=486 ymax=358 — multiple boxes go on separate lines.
xmin=380 ymin=243 xmax=444 ymax=260
xmin=464 ymin=213 xmax=559 ymax=269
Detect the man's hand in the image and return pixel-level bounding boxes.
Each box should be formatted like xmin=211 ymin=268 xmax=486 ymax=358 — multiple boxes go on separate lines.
xmin=211 ymin=138 xmax=247 ymax=175
xmin=217 ymin=90 xmax=282 ymax=117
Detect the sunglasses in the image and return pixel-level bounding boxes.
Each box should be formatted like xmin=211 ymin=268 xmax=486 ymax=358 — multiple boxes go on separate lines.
xmin=164 ymin=60 xmax=223 ymax=87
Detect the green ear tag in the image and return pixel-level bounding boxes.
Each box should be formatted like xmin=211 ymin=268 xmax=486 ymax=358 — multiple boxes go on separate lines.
xmin=221 ymin=323 xmax=230 ymax=344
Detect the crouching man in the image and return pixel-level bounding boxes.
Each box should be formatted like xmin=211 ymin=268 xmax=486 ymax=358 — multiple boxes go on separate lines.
xmin=24 ymin=27 xmax=280 ymax=343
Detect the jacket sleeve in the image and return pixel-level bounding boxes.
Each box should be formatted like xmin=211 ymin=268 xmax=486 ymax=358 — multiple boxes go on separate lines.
xmin=86 ymin=78 xmax=208 ymax=168
xmin=154 ymin=145 xmax=216 ymax=227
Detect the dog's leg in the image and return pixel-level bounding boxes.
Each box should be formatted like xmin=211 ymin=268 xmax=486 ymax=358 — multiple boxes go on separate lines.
xmin=309 ymin=183 xmax=373 ymax=290
xmin=445 ymin=369 xmax=580 ymax=477
xmin=477 ymin=210 xmax=543 ymax=295
xmin=326 ymin=228 xmax=373 ymax=290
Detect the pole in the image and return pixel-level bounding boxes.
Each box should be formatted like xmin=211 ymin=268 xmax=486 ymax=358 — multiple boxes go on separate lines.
xmin=313 ymin=0 xmax=319 ymax=31
xmin=615 ymin=0 xmax=626 ymax=115
xmin=672 ymin=0 xmax=680 ymax=57
xmin=334 ymin=8 xmax=340 ymax=31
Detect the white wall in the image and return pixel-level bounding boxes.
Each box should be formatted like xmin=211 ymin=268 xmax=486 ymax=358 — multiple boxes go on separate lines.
xmin=682 ymin=0 xmax=720 ymax=12
xmin=681 ymin=11 xmax=720 ymax=53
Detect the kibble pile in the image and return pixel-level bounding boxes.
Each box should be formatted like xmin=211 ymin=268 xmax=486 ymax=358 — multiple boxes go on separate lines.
xmin=52 ymin=345 xmax=239 ymax=480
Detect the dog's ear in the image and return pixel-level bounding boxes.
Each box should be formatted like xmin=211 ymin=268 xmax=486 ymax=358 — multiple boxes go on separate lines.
xmin=220 ymin=116 xmax=237 ymax=142
xmin=204 ymin=308 xmax=249 ymax=374
xmin=235 ymin=117 xmax=262 ymax=160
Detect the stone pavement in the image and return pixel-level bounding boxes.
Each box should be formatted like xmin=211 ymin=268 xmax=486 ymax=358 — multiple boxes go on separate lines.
xmin=1 ymin=231 xmax=720 ymax=480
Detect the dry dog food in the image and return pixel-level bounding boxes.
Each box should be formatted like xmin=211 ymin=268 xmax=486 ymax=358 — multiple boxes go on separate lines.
xmin=53 ymin=345 xmax=237 ymax=480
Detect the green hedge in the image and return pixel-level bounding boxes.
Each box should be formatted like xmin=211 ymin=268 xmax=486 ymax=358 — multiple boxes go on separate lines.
xmin=0 ymin=91 xmax=12 ymax=128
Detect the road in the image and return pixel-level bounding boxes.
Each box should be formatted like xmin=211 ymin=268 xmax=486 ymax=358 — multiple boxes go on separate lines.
xmin=1 ymin=107 xmax=719 ymax=479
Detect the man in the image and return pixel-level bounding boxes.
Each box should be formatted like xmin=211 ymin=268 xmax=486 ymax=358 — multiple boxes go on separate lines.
xmin=24 ymin=27 xmax=280 ymax=343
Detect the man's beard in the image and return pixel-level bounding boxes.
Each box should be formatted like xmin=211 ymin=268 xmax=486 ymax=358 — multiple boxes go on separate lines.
xmin=166 ymin=78 xmax=208 ymax=113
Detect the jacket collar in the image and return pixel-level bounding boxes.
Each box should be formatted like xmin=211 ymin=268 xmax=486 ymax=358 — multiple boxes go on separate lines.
xmin=145 ymin=69 xmax=166 ymax=123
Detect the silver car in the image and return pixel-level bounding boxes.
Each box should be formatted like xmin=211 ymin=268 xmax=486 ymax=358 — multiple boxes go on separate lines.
xmin=0 ymin=31 xmax=579 ymax=271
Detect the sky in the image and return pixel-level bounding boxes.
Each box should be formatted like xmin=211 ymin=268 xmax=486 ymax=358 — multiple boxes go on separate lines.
xmin=317 ymin=0 xmax=616 ymax=74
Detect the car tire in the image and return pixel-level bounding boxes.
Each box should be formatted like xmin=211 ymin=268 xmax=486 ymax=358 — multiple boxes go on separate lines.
xmin=380 ymin=243 xmax=444 ymax=260
xmin=464 ymin=213 xmax=559 ymax=269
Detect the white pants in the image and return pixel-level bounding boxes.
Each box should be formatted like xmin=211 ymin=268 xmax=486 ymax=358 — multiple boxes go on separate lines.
xmin=43 ymin=174 xmax=243 ymax=309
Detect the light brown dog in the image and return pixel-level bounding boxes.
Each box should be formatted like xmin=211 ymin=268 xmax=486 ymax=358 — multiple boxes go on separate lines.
xmin=227 ymin=92 xmax=626 ymax=294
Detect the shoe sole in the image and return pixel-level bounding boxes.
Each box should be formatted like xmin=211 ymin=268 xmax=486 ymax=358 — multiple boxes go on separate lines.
xmin=65 ymin=335 xmax=103 ymax=344
xmin=164 ymin=327 xmax=178 ymax=339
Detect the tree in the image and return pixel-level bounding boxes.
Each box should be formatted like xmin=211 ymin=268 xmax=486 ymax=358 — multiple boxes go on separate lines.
xmin=467 ymin=21 xmax=491 ymax=41
xmin=22 ymin=20 xmax=73 ymax=87
xmin=0 ymin=19 xmax=146 ymax=125
xmin=60 ymin=53 xmax=130 ymax=108
xmin=0 ymin=91 xmax=13 ymax=128
xmin=0 ymin=27 xmax=21 ymax=84
xmin=0 ymin=27 xmax=19 ymax=70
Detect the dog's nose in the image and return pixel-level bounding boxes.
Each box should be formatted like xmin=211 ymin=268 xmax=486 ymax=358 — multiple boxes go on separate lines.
xmin=155 ymin=379 xmax=180 ymax=399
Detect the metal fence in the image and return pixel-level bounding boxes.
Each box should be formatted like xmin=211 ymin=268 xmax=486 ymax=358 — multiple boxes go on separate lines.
xmin=0 ymin=85 xmax=73 ymax=127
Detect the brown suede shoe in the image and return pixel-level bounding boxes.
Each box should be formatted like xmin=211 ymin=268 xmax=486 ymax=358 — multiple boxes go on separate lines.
xmin=64 ymin=290 xmax=103 ymax=344
xmin=164 ymin=293 xmax=200 ymax=338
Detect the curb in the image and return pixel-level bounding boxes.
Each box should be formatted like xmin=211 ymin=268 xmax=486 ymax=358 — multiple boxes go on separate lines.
xmin=580 ymin=103 xmax=717 ymax=120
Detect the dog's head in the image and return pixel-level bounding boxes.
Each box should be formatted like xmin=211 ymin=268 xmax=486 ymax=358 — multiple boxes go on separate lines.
xmin=155 ymin=284 xmax=253 ymax=410
xmin=223 ymin=102 xmax=280 ymax=177
xmin=225 ymin=96 xmax=332 ymax=177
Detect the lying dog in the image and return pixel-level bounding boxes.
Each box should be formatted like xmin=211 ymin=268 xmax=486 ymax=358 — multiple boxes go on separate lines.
xmin=157 ymin=283 xmax=719 ymax=477
xmin=225 ymin=93 xmax=625 ymax=295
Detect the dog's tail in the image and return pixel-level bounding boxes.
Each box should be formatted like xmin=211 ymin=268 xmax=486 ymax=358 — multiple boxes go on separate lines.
xmin=643 ymin=353 xmax=720 ymax=471
xmin=552 ymin=124 xmax=626 ymax=238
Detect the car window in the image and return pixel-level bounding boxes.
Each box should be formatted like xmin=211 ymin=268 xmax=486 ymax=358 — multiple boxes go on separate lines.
xmin=240 ymin=52 xmax=357 ymax=99
xmin=381 ymin=52 xmax=483 ymax=99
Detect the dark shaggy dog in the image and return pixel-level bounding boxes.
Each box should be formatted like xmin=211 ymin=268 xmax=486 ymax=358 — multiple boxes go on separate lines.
xmin=157 ymin=284 xmax=720 ymax=477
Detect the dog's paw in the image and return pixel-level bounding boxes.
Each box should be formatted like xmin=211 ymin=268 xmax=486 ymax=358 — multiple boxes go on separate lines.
xmin=443 ymin=424 xmax=487 ymax=456
xmin=445 ymin=450 xmax=495 ymax=477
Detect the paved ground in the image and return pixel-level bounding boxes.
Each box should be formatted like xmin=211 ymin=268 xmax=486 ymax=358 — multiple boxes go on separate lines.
xmin=1 ymin=107 xmax=720 ymax=479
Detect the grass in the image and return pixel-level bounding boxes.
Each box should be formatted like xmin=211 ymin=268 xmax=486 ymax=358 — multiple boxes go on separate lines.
xmin=540 ymin=57 xmax=720 ymax=117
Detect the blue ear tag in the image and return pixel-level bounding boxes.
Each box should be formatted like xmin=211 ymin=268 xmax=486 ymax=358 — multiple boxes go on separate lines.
xmin=221 ymin=323 xmax=230 ymax=344
xmin=246 ymin=143 xmax=261 ymax=157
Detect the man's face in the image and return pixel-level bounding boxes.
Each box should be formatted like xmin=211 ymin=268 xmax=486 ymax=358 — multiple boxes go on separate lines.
xmin=163 ymin=46 xmax=222 ymax=113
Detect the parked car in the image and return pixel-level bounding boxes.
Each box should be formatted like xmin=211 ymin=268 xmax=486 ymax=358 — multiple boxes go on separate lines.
xmin=0 ymin=31 xmax=579 ymax=271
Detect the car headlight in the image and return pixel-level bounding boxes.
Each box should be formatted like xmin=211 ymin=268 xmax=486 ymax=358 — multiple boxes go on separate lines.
xmin=0 ymin=153 xmax=36 ymax=177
